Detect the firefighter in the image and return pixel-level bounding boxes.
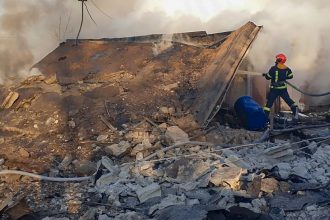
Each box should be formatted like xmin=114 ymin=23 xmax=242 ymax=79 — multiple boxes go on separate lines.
xmin=262 ymin=53 xmax=299 ymax=119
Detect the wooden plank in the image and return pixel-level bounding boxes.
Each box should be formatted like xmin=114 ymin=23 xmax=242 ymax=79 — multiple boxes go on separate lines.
xmin=192 ymin=22 xmax=262 ymax=126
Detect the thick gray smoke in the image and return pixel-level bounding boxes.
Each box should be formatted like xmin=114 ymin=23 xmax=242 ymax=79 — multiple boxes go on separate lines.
xmin=0 ymin=0 xmax=329 ymax=105
xmin=0 ymin=0 xmax=68 ymax=84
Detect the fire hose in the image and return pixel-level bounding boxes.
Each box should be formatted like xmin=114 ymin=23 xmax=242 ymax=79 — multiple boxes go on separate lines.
xmin=237 ymin=70 xmax=330 ymax=97
xmin=286 ymin=81 xmax=330 ymax=97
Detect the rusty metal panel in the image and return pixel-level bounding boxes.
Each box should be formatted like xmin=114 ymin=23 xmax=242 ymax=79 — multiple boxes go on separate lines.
xmin=192 ymin=22 xmax=262 ymax=126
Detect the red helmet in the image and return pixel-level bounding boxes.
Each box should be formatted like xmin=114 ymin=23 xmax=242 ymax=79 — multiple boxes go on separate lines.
xmin=275 ymin=53 xmax=287 ymax=64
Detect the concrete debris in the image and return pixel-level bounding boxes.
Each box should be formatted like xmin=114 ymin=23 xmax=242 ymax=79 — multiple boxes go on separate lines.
xmin=286 ymin=206 xmax=330 ymax=220
xmin=251 ymin=198 xmax=267 ymax=213
xmin=224 ymin=154 xmax=251 ymax=169
xmin=73 ymin=160 xmax=97 ymax=176
xmin=209 ymin=167 xmax=245 ymax=189
xmin=185 ymin=189 xmax=213 ymax=205
xmin=159 ymin=106 xmax=175 ymax=115
xmin=186 ymin=198 xmax=200 ymax=206
xmin=1 ymin=21 xmax=329 ymax=220
xmin=114 ymin=211 xmax=142 ymax=220
xmin=291 ymin=164 xmax=310 ymax=179
xmin=164 ymin=158 xmax=211 ymax=182
xmin=149 ymin=194 xmax=186 ymax=215
xmin=269 ymin=192 xmax=330 ymax=211
xmin=58 ymin=154 xmax=73 ymax=171
xmin=45 ymin=117 xmax=58 ymax=126
xmin=260 ymin=178 xmax=279 ymax=193
xmin=1 ymin=91 xmax=19 ymax=109
xmin=100 ymin=156 xmax=117 ymax=173
xmin=130 ymin=139 xmax=153 ymax=156
xmin=18 ymin=148 xmax=30 ymax=158
xmin=165 ymin=126 xmax=189 ymax=144
xmin=0 ymin=158 xmax=4 ymax=166
xmin=97 ymin=134 xmax=109 ymax=142
xmin=276 ymin=162 xmax=291 ymax=179
xmin=98 ymin=214 xmax=112 ymax=220
xmin=263 ymin=144 xmax=295 ymax=162
xmin=79 ymin=208 xmax=97 ymax=220
xmin=68 ymin=120 xmax=76 ymax=128
xmin=162 ymin=82 xmax=178 ymax=91
xmin=135 ymin=182 xmax=161 ymax=203
xmin=105 ymin=141 xmax=131 ymax=157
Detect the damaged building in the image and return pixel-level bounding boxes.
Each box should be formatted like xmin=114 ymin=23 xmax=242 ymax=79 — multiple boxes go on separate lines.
xmin=0 ymin=21 xmax=330 ymax=219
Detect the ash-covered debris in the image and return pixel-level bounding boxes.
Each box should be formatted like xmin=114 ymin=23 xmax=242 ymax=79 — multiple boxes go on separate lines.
xmin=1 ymin=112 xmax=329 ymax=219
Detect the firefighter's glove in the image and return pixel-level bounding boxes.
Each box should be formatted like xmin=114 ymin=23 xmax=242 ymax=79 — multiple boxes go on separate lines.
xmin=262 ymin=73 xmax=267 ymax=77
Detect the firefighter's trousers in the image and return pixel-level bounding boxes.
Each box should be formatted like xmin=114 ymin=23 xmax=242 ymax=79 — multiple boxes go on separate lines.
xmin=264 ymin=88 xmax=297 ymax=116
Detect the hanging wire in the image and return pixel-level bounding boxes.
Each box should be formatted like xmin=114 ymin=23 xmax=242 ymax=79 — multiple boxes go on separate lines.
xmin=90 ymin=0 xmax=112 ymax=19
xmin=84 ymin=2 xmax=97 ymax=25
xmin=75 ymin=0 xmax=84 ymax=46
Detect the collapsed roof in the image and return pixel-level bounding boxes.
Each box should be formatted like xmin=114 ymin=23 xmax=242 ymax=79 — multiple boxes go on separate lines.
xmin=27 ymin=21 xmax=261 ymax=128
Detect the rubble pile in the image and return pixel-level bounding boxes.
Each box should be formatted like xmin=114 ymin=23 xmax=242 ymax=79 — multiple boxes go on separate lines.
xmin=1 ymin=114 xmax=329 ymax=219
xmin=0 ymin=22 xmax=329 ymax=219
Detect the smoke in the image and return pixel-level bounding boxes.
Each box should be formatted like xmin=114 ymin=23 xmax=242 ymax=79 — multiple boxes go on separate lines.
xmin=0 ymin=0 xmax=329 ymax=104
xmin=0 ymin=0 xmax=68 ymax=85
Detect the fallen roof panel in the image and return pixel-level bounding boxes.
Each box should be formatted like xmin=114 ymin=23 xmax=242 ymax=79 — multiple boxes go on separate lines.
xmin=192 ymin=22 xmax=262 ymax=126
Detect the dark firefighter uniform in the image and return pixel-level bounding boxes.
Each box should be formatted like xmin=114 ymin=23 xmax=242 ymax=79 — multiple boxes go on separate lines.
xmin=263 ymin=54 xmax=298 ymax=118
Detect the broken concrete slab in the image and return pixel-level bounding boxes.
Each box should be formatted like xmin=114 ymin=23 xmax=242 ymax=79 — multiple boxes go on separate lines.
xmin=58 ymin=154 xmax=73 ymax=171
xmin=185 ymin=189 xmax=214 ymax=205
xmin=165 ymin=126 xmax=189 ymax=144
xmin=79 ymin=208 xmax=97 ymax=220
xmin=269 ymin=192 xmax=330 ymax=211
xmin=224 ymin=155 xmax=251 ymax=169
xmin=96 ymin=173 xmax=119 ymax=188
xmin=260 ymin=178 xmax=279 ymax=193
xmin=105 ymin=141 xmax=131 ymax=157
xmin=164 ymin=158 xmax=211 ymax=182
xmin=209 ymin=167 xmax=245 ymax=189
xmin=149 ymin=194 xmax=186 ymax=215
xmin=97 ymin=134 xmax=109 ymax=142
xmin=73 ymin=160 xmax=97 ymax=176
xmin=18 ymin=148 xmax=30 ymax=158
xmin=130 ymin=139 xmax=152 ymax=156
xmin=275 ymin=163 xmax=291 ymax=179
xmin=135 ymin=182 xmax=161 ymax=203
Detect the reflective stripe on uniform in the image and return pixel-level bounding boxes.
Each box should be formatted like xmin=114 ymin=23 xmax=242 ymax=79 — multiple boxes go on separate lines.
xmin=263 ymin=107 xmax=270 ymax=112
xmin=291 ymin=103 xmax=297 ymax=107
xmin=266 ymin=73 xmax=271 ymax=78
xmin=270 ymin=85 xmax=287 ymax=89
xmin=287 ymin=73 xmax=293 ymax=77
xmin=275 ymin=70 xmax=279 ymax=82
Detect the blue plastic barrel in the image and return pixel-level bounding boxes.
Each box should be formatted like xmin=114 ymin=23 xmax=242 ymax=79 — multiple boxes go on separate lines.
xmin=234 ymin=96 xmax=267 ymax=131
